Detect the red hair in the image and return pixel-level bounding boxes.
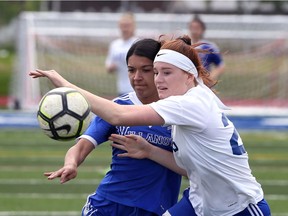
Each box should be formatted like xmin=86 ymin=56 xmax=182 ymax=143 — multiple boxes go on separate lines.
xmin=159 ymin=35 xmax=216 ymax=88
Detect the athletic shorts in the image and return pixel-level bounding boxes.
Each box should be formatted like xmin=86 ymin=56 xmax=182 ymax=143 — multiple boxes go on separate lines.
xmin=164 ymin=188 xmax=270 ymax=216
xmin=234 ymin=199 xmax=271 ymax=216
xmin=81 ymin=194 xmax=157 ymax=216
xmin=163 ymin=188 xmax=197 ymax=216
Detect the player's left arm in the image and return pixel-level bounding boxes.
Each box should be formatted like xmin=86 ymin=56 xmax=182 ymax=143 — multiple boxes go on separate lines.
xmin=208 ymin=44 xmax=225 ymax=81
xmin=109 ymin=134 xmax=187 ymax=176
xmin=210 ymin=63 xmax=225 ymax=82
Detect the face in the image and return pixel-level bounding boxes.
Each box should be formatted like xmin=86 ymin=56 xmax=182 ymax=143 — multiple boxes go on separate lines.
xmin=119 ymin=18 xmax=135 ymax=40
xmin=127 ymin=55 xmax=159 ymax=104
xmin=189 ymin=21 xmax=204 ymax=42
xmin=154 ymin=62 xmax=195 ymax=99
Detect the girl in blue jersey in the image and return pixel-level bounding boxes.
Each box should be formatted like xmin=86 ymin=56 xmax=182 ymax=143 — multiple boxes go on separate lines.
xmin=40 ymin=39 xmax=184 ymax=216
xmin=30 ymin=35 xmax=270 ymax=215
xmin=189 ymin=15 xmax=225 ymax=81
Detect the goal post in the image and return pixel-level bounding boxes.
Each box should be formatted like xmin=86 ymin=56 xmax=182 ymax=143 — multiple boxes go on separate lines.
xmin=11 ymin=12 xmax=288 ymax=116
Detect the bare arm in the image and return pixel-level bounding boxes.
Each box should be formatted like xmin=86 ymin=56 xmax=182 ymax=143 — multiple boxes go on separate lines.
xmin=109 ymin=134 xmax=187 ymax=177
xmin=209 ymin=64 xmax=225 ymax=82
xmin=44 ymin=138 xmax=94 ymax=184
xmin=29 ymin=69 xmax=164 ymax=126
xmin=106 ymin=63 xmax=117 ymax=73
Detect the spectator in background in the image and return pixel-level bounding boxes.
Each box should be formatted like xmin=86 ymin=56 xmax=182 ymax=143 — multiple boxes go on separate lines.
xmin=189 ymin=15 xmax=225 ymax=81
xmin=106 ymin=12 xmax=138 ymax=95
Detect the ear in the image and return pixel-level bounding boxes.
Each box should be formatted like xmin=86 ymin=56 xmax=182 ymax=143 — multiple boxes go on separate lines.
xmin=186 ymin=73 xmax=196 ymax=86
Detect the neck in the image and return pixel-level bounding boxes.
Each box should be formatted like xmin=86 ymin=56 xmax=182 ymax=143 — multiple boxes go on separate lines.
xmin=123 ymin=35 xmax=134 ymax=41
xmin=138 ymin=93 xmax=160 ymax=104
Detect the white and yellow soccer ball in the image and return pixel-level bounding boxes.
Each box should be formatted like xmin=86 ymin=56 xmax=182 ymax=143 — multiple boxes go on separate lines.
xmin=37 ymin=87 xmax=93 ymax=141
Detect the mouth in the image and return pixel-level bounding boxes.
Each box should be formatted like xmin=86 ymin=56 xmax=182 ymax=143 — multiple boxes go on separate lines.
xmin=134 ymin=85 xmax=147 ymax=90
xmin=157 ymin=86 xmax=167 ymax=91
xmin=134 ymin=84 xmax=146 ymax=87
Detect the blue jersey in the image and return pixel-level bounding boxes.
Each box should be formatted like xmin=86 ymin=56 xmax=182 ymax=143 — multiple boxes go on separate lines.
xmin=81 ymin=92 xmax=181 ymax=215
xmin=197 ymin=40 xmax=224 ymax=72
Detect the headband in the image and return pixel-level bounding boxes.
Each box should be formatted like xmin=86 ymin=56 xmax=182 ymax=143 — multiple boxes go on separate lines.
xmin=154 ymin=49 xmax=230 ymax=110
xmin=154 ymin=49 xmax=198 ymax=77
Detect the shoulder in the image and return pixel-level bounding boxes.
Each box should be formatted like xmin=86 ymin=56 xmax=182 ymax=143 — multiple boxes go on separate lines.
xmin=110 ymin=38 xmax=123 ymax=47
xmin=113 ymin=92 xmax=143 ymax=105
xmin=200 ymin=40 xmax=220 ymax=53
xmin=153 ymin=86 xmax=213 ymax=111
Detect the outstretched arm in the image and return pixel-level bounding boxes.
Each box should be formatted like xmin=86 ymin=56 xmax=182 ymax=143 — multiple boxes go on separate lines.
xmin=29 ymin=69 xmax=164 ymax=126
xmin=210 ymin=64 xmax=225 ymax=82
xmin=44 ymin=138 xmax=94 ymax=184
xmin=109 ymin=134 xmax=187 ymax=177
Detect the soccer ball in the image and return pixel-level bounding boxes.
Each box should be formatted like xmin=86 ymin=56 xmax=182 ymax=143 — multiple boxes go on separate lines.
xmin=37 ymin=87 xmax=93 ymax=141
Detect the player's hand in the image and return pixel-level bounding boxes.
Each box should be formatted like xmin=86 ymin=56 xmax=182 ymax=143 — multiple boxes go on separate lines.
xmin=107 ymin=63 xmax=117 ymax=73
xmin=109 ymin=134 xmax=152 ymax=159
xmin=44 ymin=164 xmax=77 ymax=184
xmin=29 ymin=69 xmax=71 ymax=88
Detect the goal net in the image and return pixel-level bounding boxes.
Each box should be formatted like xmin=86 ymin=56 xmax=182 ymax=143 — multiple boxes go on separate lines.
xmin=11 ymin=12 xmax=288 ymax=116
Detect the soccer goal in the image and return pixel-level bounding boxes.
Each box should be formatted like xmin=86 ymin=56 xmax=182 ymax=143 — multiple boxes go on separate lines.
xmin=11 ymin=12 xmax=288 ymax=117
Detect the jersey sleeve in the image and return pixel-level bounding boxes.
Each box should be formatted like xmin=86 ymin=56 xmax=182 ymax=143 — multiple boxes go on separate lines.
xmin=79 ymin=115 xmax=115 ymax=147
xmin=205 ymin=43 xmax=224 ymax=67
xmin=150 ymin=94 xmax=211 ymax=132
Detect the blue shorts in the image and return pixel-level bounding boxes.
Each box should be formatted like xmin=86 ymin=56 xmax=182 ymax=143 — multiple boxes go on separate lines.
xmin=166 ymin=188 xmax=270 ymax=216
xmin=82 ymin=193 xmax=157 ymax=216
xmin=234 ymin=199 xmax=271 ymax=216
xmin=165 ymin=188 xmax=197 ymax=216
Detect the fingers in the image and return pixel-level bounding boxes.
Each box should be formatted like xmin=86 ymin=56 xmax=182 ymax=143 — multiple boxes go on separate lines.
xmin=111 ymin=143 xmax=126 ymax=151
xmin=29 ymin=71 xmax=44 ymax=78
xmin=44 ymin=170 xmax=62 ymax=180
xmin=125 ymin=134 xmax=138 ymax=140
xmin=43 ymin=172 xmax=53 ymax=177
xmin=60 ymin=171 xmax=76 ymax=184
xmin=117 ymin=153 xmax=129 ymax=158
xmin=109 ymin=134 xmax=138 ymax=144
xmin=29 ymin=69 xmax=54 ymax=78
xmin=108 ymin=134 xmax=126 ymax=145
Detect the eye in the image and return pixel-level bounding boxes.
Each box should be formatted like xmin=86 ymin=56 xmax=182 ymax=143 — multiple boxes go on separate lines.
xmin=143 ymin=69 xmax=152 ymax=73
xmin=128 ymin=68 xmax=135 ymax=73
xmin=142 ymin=66 xmax=153 ymax=73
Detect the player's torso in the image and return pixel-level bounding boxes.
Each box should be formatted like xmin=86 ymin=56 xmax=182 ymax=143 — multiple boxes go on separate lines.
xmin=96 ymin=92 xmax=181 ymax=214
xmin=171 ymin=110 xmax=262 ymax=214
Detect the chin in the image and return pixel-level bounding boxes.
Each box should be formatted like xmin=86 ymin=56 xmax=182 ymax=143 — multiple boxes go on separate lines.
xmin=159 ymin=94 xmax=169 ymax=99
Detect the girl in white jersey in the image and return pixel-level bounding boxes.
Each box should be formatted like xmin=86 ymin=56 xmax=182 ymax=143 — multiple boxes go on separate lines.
xmin=29 ymin=35 xmax=270 ymax=216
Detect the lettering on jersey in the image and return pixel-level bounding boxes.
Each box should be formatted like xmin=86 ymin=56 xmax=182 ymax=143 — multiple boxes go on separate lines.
xmin=146 ymin=133 xmax=172 ymax=146
xmin=127 ymin=131 xmax=143 ymax=137
xmin=116 ymin=126 xmax=173 ymax=148
xmin=172 ymin=142 xmax=179 ymax=152
xmin=116 ymin=126 xmax=130 ymax=135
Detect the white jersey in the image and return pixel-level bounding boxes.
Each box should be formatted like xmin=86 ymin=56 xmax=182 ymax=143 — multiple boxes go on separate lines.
xmin=105 ymin=36 xmax=137 ymax=95
xmin=150 ymin=86 xmax=263 ymax=216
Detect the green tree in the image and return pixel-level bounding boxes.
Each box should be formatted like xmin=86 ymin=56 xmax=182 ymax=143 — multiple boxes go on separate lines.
xmin=0 ymin=1 xmax=40 ymax=26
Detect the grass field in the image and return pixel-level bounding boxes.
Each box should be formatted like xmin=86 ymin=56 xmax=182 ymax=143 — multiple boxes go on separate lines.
xmin=0 ymin=129 xmax=288 ymax=216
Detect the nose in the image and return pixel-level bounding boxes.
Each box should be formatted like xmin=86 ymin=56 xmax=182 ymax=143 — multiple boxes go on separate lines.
xmin=133 ymin=70 xmax=142 ymax=81
xmin=154 ymin=72 xmax=163 ymax=84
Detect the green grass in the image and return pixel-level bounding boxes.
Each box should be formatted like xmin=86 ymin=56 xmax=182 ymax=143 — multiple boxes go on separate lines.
xmin=0 ymin=129 xmax=288 ymax=215
xmin=0 ymin=48 xmax=13 ymax=96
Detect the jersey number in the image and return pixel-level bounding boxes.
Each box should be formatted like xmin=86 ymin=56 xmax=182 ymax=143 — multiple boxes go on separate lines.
xmin=222 ymin=114 xmax=246 ymax=155
xmin=172 ymin=141 xmax=179 ymax=152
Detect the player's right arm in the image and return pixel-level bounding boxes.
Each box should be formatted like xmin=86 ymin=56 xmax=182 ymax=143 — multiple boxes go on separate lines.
xmin=44 ymin=139 xmax=94 ymax=184
xmin=29 ymin=69 xmax=164 ymax=127
xmin=105 ymin=43 xmax=117 ymax=73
